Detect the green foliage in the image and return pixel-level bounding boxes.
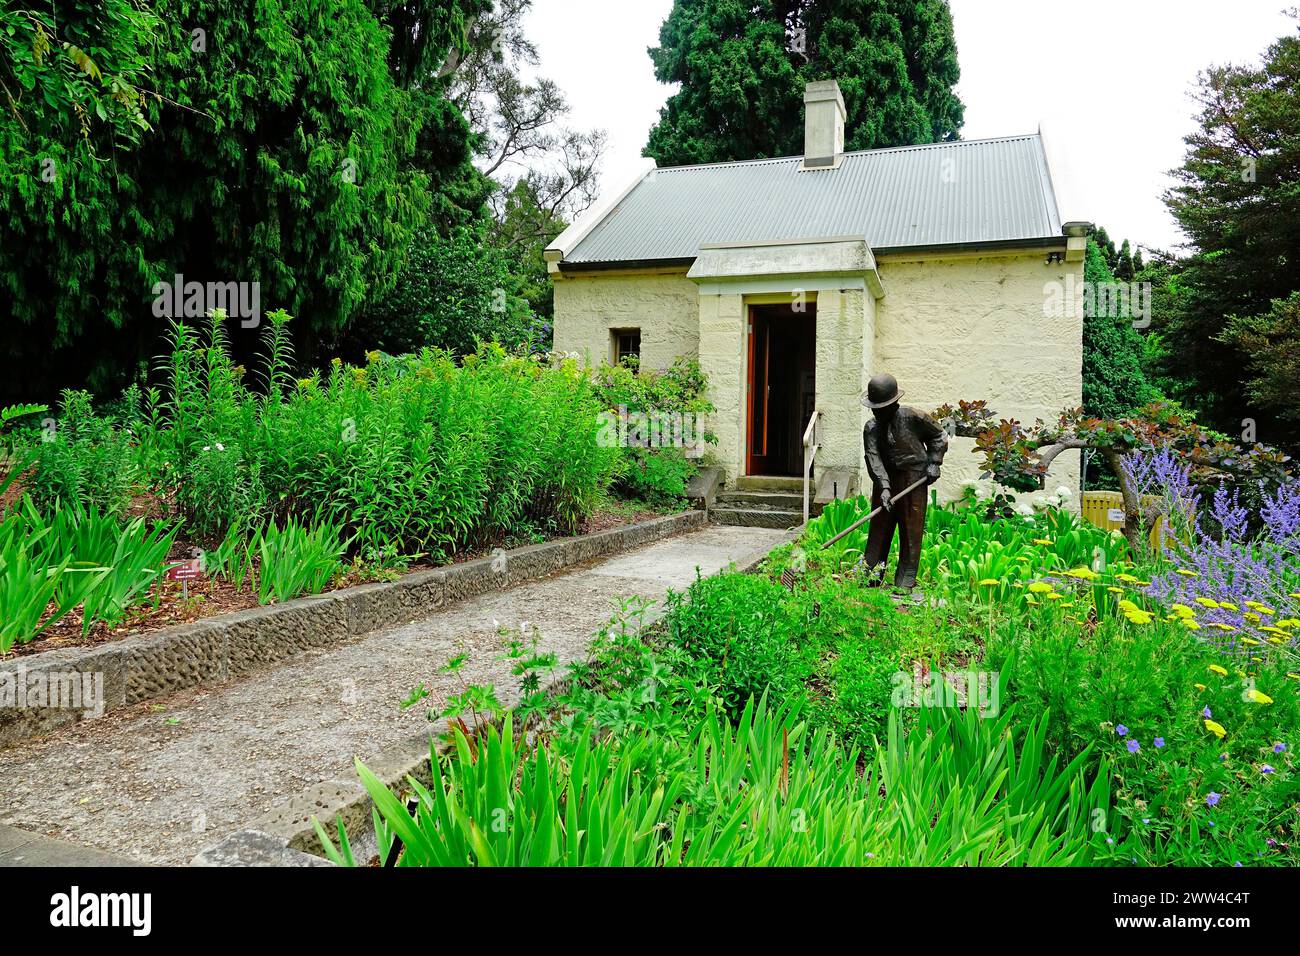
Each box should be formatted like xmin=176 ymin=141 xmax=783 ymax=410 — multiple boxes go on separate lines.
xmin=985 ymin=593 xmax=1300 ymax=866
xmin=177 ymin=442 xmax=269 ymax=542
xmin=1 ymin=0 xmax=486 ymax=398
xmin=591 ymin=357 xmax=715 ymax=504
xmin=27 ymin=390 xmax=137 ymax=515
xmin=31 ymin=314 xmax=619 ymax=559
xmin=801 ymin=494 xmax=872 ymax=555
xmin=0 ymin=499 xmax=178 ymax=651
xmin=325 ymin=694 xmax=1107 ymax=866
xmin=251 ymin=516 xmax=348 ymax=605
xmin=614 ymin=446 xmax=697 ymax=505
xmin=345 ymin=224 xmax=533 ymax=358
xmin=0 ymin=523 xmax=69 ymax=653
xmin=664 ymin=573 xmax=814 ymax=716
xmin=1082 ymin=238 xmax=1156 ymax=419
xmin=1158 ymin=18 xmax=1300 ymax=448
xmin=644 ymin=0 xmax=963 ymax=165
xmin=919 ymin=493 xmax=1130 ymax=606
xmin=1222 ymin=291 xmax=1300 ymax=431
xmin=40 ymin=502 xmax=176 ymax=631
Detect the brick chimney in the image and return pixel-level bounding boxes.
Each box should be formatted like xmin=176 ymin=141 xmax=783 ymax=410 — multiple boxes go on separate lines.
xmin=802 ymin=80 xmax=846 ymax=170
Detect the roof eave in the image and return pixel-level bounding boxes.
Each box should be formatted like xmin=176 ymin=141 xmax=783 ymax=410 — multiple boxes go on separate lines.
xmin=558 ymin=236 xmax=1069 ymax=273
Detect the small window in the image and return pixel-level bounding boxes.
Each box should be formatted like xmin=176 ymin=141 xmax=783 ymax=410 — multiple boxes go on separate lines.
xmin=612 ymin=328 xmax=641 ymax=366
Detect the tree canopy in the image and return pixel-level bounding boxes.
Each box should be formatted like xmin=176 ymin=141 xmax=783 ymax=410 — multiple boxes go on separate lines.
xmin=1157 ymin=16 xmax=1300 ymax=449
xmin=1081 ymin=237 xmax=1155 ymax=420
xmin=643 ymin=0 xmax=964 ymax=166
xmin=0 ymin=0 xmax=488 ymax=399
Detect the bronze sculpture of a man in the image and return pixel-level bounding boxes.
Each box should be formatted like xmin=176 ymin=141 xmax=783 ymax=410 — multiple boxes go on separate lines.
xmin=861 ymin=373 xmax=949 ymax=591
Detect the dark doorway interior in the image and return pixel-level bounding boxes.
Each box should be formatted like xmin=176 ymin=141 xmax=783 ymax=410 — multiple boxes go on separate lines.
xmin=746 ymin=303 xmax=817 ymax=477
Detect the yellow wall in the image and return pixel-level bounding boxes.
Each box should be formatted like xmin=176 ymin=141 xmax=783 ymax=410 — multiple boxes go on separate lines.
xmin=552 ymin=270 xmax=697 ymax=369
xmin=873 ymin=251 xmax=1083 ymax=502
xmin=550 ymin=249 xmax=1083 ymax=502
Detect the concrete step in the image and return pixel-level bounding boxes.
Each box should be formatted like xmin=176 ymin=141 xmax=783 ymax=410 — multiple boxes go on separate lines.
xmin=734 ymin=475 xmax=804 ymax=493
xmin=715 ymin=489 xmax=808 ymax=510
xmin=711 ymin=506 xmax=805 ymax=530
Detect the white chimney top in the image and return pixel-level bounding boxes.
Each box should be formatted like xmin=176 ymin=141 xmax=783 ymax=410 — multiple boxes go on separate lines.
xmin=802 ymin=80 xmax=846 ymax=170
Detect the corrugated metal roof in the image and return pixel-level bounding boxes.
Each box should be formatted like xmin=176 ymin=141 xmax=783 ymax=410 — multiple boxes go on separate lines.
xmin=563 ymin=134 xmax=1063 ymax=265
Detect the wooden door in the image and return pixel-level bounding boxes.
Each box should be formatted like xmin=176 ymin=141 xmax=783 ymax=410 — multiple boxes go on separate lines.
xmin=745 ymin=309 xmax=772 ymax=475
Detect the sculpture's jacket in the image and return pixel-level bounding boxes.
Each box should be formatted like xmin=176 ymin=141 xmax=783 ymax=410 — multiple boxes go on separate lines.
xmin=862 ymin=407 xmax=949 ymax=488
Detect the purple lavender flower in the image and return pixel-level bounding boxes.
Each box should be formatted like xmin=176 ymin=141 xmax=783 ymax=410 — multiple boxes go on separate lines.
xmin=1126 ymin=739 xmax=1141 ymax=753
xmin=1274 ymin=743 xmax=1287 ymax=753
xmin=1133 ymin=454 xmax=1300 ymax=663
xmin=1116 ymin=724 xmax=1129 ymax=737
xmin=1261 ymin=765 xmax=1275 ymax=774
xmin=1260 ymin=480 xmax=1300 ymax=551
xmin=1206 ymin=791 xmax=1222 ymax=807
xmin=1203 ymin=706 xmax=1213 ymax=718
xmin=1154 ymin=737 xmax=1165 ymax=748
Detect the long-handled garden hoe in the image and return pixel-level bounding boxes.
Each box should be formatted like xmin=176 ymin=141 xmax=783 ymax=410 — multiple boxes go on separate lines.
xmin=818 ymin=475 xmax=928 ymax=550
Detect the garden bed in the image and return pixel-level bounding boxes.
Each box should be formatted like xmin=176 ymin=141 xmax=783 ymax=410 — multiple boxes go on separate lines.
xmin=0 ymin=510 xmax=705 ymax=749
xmin=8 ymin=502 xmax=672 ymax=659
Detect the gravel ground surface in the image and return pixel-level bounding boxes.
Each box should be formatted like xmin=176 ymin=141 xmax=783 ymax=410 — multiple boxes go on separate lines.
xmin=0 ymin=524 xmax=789 ymax=864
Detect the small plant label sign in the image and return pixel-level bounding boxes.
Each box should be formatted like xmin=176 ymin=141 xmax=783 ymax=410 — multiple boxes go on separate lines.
xmin=165 ymin=558 xmax=204 ymax=599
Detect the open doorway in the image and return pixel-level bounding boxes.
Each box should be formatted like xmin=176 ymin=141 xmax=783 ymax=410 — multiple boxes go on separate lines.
xmin=746 ymin=302 xmax=816 ymax=477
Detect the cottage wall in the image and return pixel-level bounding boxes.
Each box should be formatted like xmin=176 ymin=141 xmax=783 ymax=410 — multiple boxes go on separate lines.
xmin=550 ymin=248 xmax=1083 ymax=503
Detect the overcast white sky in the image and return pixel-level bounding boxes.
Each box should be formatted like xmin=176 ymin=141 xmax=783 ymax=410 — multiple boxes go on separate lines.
xmin=525 ymin=0 xmax=1295 ymax=253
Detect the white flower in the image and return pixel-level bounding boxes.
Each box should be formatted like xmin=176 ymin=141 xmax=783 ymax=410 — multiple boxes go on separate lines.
xmin=1016 ymin=502 xmax=1035 ymax=517
xmin=1055 ymin=485 xmax=1073 ymax=500
xmin=202 ymin=445 xmax=211 ymax=452
xmin=1031 ymin=496 xmax=1050 ymax=511
xmin=215 ymin=442 xmax=225 ymax=452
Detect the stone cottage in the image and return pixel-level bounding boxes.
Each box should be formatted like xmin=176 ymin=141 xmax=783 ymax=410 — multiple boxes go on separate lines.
xmin=546 ymin=80 xmax=1087 ymax=514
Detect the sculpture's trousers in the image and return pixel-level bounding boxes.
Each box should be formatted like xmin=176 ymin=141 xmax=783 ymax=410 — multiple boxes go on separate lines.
xmin=863 ymin=467 xmax=928 ymax=589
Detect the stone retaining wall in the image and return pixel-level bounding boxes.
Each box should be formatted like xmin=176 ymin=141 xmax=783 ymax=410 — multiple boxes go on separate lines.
xmin=0 ymin=511 xmax=705 ymax=749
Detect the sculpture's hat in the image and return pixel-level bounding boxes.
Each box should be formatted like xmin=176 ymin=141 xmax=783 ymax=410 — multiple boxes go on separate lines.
xmin=862 ymin=373 xmax=902 ymax=409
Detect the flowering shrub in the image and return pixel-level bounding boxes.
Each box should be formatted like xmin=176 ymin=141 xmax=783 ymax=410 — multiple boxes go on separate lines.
xmin=934 ymin=399 xmax=1293 ymax=551
xmin=1132 ymin=448 xmax=1300 ymax=663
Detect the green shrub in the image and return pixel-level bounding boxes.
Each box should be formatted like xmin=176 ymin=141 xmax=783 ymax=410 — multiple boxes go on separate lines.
xmin=615 ymin=446 xmax=696 ymax=504
xmin=592 ymin=357 xmax=715 ymax=505
xmin=28 ymin=390 xmax=137 ymax=515
xmin=177 ymin=442 xmax=269 ymax=541
xmin=345 ymin=225 xmax=533 ymax=357
xmin=664 ymin=573 xmax=814 ymax=716
xmin=23 ymin=313 xmax=620 ymax=558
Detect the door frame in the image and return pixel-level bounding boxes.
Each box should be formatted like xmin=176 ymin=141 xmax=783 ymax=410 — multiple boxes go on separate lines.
xmin=744 ymin=302 xmax=816 ymax=477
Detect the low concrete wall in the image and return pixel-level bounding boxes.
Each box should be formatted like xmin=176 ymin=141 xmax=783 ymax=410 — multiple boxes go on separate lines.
xmin=0 ymin=511 xmax=706 ymax=750
xmin=196 ymin=528 xmax=790 ymax=866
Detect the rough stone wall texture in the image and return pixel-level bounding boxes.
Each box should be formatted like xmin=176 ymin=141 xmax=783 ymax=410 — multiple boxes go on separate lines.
xmin=814 ymin=288 xmax=871 ymax=481
xmin=872 ymin=252 xmax=1084 ymax=503
xmin=698 ymin=292 xmax=746 ymax=479
xmin=551 ymin=270 xmax=698 ymax=370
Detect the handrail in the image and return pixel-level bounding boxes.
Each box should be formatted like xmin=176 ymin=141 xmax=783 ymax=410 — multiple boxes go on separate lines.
xmin=802 ymin=409 xmax=820 ymax=523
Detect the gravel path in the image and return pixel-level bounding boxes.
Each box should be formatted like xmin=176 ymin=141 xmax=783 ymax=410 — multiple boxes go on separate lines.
xmin=0 ymin=525 xmax=789 ymax=864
